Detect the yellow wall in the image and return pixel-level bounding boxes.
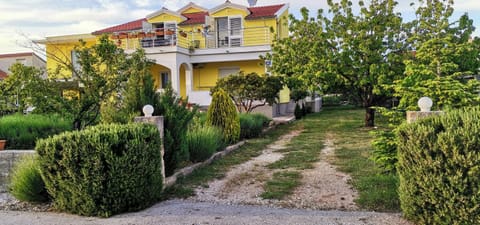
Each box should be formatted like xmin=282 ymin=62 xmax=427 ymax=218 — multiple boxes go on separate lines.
xmin=244 ymin=18 xmax=276 ymax=46
xmin=182 ymin=7 xmax=203 ymax=14
xmin=278 ymin=86 xmax=290 ymax=103
xmin=147 ymin=13 xmax=184 ymax=24
xmin=180 ymin=65 xmax=186 ymax=98
xmin=193 ymin=60 xmax=265 ymax=91
xmin=150 ymin=64 xmax=170 ymax=89
xmin=211 ymin=7 xmax=249 ymax=18
xmin=177 ymin=24 xmax=206 ymax=49
xmin=278 ymin=9 xmax=289 ymax=39
xmin=46 ymin=38 xmax=96 ymax=79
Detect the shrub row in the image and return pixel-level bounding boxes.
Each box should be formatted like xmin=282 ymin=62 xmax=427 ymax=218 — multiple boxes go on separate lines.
xmin=239 ymin=113 xmax=270 ymax=139
xmin=36 ymin=123 xmax=163 ymax=217
xmin=0 ymin=114 xmax=72 ymax=149
xmin=397 ymin=107 xmax=480 ymax=224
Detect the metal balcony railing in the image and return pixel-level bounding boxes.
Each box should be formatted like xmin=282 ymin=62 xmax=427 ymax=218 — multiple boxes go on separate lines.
xmin=111 ymin=26 xmax=273 ymax=51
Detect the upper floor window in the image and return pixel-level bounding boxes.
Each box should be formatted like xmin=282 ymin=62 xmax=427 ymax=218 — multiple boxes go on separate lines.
xmin=216 ymin=16 xmax=242 ymax=47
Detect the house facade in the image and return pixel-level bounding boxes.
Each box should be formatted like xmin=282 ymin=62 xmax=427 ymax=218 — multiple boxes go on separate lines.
xmin=40 ymin=1 xmax=293 ymax=116
xmin=0 ymin=52 xmax=46 ymax=80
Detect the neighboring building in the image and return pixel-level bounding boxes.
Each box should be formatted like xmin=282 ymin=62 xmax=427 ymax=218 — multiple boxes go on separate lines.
xmin=39 ymin=1 xmax=293 ymax=116
xmin=0 ymin=52 xmax=46 ymax=80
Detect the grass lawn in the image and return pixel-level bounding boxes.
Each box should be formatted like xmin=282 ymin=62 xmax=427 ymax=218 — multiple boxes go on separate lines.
xmin=317 ymin=106 xmax=400 ymax=211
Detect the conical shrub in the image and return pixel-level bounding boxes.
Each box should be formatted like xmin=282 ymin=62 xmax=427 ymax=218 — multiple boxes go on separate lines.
xmin=206 ymin=89 xmax=240 ymax=144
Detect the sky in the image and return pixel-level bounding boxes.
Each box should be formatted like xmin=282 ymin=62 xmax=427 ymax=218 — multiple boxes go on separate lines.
xmin=1 ymin=0 xmax=480 ymax=55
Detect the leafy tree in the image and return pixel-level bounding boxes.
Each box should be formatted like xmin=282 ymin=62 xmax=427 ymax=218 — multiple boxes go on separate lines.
xmin=212 ymin=72 xmax=283 ymax=113
xmin=394 ymin=0 xmax=480 ymax=110
xmin=100 ymin=49 xmax=158 ymax=124
xmin=267 ymin=0 xmax=406 ymax=127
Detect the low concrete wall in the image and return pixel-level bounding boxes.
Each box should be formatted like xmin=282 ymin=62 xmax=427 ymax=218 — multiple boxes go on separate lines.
xmin=0 ymin=150 xmax=35 ymax=192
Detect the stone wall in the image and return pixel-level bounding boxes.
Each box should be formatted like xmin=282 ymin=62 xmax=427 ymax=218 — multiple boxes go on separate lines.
xmin=0 ymin=150 xmax=35 ymax=192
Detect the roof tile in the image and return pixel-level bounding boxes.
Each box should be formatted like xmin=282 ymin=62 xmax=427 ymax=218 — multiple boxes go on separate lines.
xmin=179 ymin=12 xmax=209 ymax=25
xmin=92 ymin=18 xmax=146 ymax=35
xmin=246 ymin=4 xmax=285 ymax=20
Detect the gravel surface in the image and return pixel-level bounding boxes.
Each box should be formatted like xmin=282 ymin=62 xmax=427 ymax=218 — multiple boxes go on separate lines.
xmin=0 ymin=199 xmax=412 ymax=225
xmin=0 ymin=127 xmax=413 ymax=224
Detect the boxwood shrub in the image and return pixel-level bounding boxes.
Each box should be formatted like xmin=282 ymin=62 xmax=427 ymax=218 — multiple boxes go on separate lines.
xmin=397 ymin=107 xmax=480 ymax=224
xmin=0 ymin=114 xmax=72 ymax=149
xmin=239 ymin=113 xmax=270 ymax=139
xmin=36 ymin=123 xmax=163 ymax=217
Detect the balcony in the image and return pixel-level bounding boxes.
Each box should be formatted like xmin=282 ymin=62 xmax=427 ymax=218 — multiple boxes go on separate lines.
xmin=111 ymin=26 xmax=274 ymax=51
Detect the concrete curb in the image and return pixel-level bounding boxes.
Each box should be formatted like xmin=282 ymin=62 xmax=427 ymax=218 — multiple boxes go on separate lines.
xmin=164 ymin=141 xmax=246 ymax=188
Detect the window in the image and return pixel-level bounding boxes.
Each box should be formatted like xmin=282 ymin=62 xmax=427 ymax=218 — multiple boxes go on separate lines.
xmin=160 ymin=71 xmax=169 ymax=89
xmin=216 ymin=16 xmax=242 ymax=47
xmin=218 ymin=67 xmax=240 ymax=79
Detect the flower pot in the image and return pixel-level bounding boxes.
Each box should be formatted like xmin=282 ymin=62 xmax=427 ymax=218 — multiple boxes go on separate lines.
xmin=156 ymin=30 xmax=164 ymax=36
xmin=0 ymin=140 xmax=6 ymax=150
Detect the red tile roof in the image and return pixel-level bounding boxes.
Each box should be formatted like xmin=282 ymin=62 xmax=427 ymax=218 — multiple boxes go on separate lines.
xmin=0 ymin=69 xmax=8 ymax=80
xmin=246 ymin=4 xmax=285 ymax=20
xmin=92 ymin=4 xmax=285 ymax=35
xmin=0 ymin=52 xmax=33 ymax=59
xmin=92 ymin=18 xmax=146 ymax=35
xmin=179 ymin=12 xmax=209 ymax=25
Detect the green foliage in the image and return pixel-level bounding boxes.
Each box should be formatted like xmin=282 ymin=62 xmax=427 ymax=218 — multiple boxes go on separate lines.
xmin=370 ymin=107 xmax=405 ymax=173
xmin=100 ymin=49 xmax=158 ymax=124
xmin=266 ymin=0 xmax=406 ymax=127
xmin=239 ymin=113 xmax=270 ymax=139
xmin=261 ymin=171 xmax=301 ymax=200
xmin=153 ymin=85 xmax=196 ymax=176
xmin=0 ymin=114 xmax=72 ymax=149
xmin=186 ymin=125 xmax=223 ymax=163
xmin=394 ymin=0 xmax=480 ymax=111
xmin=36 ymin=123 xmax=163 ymax=217
xmin=9 ymin=155 xmax=49 ymax=203
xmin=212 ymin=72 xmax=283 ymax=113
xmin=207 ymin=89 xmax=240 ymax=144
xmin=0 ymin=63 xmax=51 ymax=114
xmin=294 ymin=103 xmax=302 ymax=119
xmin=397 ymin=107 xmax=480 ymax=224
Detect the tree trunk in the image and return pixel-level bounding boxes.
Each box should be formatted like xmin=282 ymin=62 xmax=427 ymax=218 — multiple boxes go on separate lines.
xmin=365 ymin=107 xmax=375 ymax=127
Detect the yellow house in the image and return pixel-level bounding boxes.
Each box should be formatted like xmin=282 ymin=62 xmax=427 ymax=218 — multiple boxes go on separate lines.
xmin=40 ymin=1 xmax=293 ymax=117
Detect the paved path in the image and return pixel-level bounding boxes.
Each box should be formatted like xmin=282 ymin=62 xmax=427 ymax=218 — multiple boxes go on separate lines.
xmin=0 ymin=199 xmax=411 ymax=225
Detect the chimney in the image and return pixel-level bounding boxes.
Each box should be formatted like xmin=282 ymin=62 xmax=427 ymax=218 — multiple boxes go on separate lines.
xmin=247 ymin=0 xmax=257 ymax=7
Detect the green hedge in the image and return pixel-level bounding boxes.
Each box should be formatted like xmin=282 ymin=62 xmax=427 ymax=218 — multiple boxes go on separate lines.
xmin=36 ymin=123 xmax=163 ymax=217
xmin=397 ymin=107 xmax=480 ymax=224
xmin=239 ymin=113 xmax=270 ymax=139
xmin=0 ymin=114 xmax=72 ymax=149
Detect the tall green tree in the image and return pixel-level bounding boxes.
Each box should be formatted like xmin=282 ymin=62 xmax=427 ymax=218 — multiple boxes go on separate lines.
xmin=394 ymin=0 xmax=480 ymax=110
xmin=267 ymin=0 xmax=406 ymax=126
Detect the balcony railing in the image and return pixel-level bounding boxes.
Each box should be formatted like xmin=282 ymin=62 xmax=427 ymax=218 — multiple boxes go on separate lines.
xmin=110 ymin=26 xmax=273 ymax=51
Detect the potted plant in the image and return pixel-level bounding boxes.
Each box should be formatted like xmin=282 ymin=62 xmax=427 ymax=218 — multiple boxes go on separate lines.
xmin=0 ymin=139 xmax=6 ymax=150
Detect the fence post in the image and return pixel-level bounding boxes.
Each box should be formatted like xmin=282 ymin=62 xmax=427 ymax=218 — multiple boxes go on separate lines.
xmin=134 ymin=105 xmax=166 ymax=189
xmin=406 ymin=97 xmax=443 ymax=123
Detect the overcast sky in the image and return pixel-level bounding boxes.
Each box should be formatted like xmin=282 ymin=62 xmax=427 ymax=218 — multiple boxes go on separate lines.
xmin=1 ymin=0 xmax=480 ymax=54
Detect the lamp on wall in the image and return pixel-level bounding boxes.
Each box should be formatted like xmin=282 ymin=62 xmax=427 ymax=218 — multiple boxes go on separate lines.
xmin=143 ymin=104 xmax=154 ymax=117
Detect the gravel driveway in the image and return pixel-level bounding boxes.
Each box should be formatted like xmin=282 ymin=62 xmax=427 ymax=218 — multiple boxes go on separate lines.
xmin=0 ymin=199 xmax=412 ymax=225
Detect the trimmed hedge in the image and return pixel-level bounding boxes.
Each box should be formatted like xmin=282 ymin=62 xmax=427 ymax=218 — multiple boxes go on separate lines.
xmin=0 ymin=114 xmax=72 ymax=149
xmin=239 ymin=113 xmax=270 ymax=139
xmin=36 ymin=123 xmax=163 ymax=217
xmin=397 ymin=107 xmax=480 ymax=224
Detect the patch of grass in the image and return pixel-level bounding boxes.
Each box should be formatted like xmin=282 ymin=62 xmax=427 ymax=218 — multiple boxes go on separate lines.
xmin=319 ymin=106 xmax=400 ymax=212
xmin=261 ymin=171 xmax=301 ymax=200
xmin=163 ymin=122 xmax=298 ymax=199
